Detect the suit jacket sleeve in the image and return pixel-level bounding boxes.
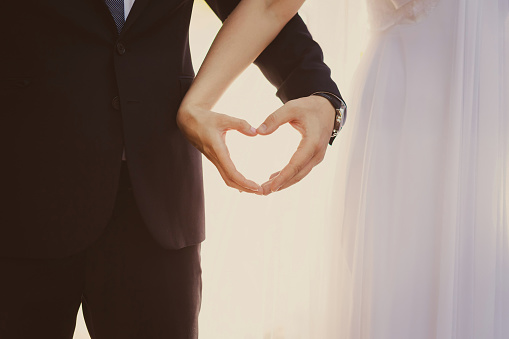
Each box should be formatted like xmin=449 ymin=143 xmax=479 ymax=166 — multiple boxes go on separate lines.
xmin=204 ymin=0 xmax=342 ymax=103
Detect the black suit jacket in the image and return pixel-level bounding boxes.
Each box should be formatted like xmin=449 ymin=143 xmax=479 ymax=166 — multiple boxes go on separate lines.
xmin=0 ymin=0 xmax=341 ymax=258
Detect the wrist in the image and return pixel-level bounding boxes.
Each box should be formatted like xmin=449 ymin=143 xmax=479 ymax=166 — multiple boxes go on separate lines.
xmin=309 ymin=95 xmax=336 ymax=127
xmin=179 ymin=97 xmax=214 ymax=113
xmin=177 ymin=102 xmax=207 ymax=130
xmin=311 ymin=92 xmax=347 ymax=145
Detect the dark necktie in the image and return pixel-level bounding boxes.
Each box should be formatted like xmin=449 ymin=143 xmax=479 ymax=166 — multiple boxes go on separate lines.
xmin=104 ymin=0 xmax=125 ymax=33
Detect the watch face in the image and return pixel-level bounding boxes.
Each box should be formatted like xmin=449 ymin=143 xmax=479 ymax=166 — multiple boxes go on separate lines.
xmin=339 ymin=100 xmax=347 ymax=125
xmin=311 ymin=92 xmax=347 ymax=137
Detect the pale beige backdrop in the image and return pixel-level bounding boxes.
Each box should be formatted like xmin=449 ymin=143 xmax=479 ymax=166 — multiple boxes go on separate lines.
xmin=73 ymin=1 xmax=368 ymax=338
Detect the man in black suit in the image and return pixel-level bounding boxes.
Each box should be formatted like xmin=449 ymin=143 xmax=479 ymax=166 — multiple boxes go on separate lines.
xmin=0 ymin=0 xmax=344 ymax=338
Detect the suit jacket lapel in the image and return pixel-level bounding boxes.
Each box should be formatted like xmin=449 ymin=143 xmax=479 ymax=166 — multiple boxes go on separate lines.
xmin=121 ymin=0 xmax=151 ymax=35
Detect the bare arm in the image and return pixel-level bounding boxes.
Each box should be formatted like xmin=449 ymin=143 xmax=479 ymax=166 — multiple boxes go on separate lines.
xmin=177 ymin=0 xmax=305 ymax=193
xmin=181 ymin=0 xmax=305 ymax=110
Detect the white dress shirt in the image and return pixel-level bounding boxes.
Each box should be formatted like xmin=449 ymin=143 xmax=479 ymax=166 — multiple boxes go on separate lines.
xmin=125 ymin=0 xmax=135 ymax=19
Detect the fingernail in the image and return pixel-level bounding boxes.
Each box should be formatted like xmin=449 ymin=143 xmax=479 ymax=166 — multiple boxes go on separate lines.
xmin=261 ymin=185 xmax=271 ymax=196
xmin=245 ymin=186 xmax=262 ymax=193
xmin=272 ymin=185 xmax=282 ymax=193
xmin=257 ymin=124 xmax=267 ymax=134
xmin=250 ymin=126 xmax=257 ymax=135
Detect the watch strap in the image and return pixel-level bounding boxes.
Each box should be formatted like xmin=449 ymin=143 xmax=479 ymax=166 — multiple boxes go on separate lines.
xmin=312 ymin=92 xmax=347 ymax=145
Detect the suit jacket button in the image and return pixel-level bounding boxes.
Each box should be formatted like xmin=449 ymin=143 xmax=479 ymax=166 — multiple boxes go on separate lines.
xmin=116 ymin=42 xmax=126 ymax=55
xmin=112 ymin=96 xmax=120 ymax=110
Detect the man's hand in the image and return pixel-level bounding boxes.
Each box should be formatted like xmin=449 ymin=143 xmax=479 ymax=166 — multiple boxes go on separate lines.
xmin=256 ymin=95 xmax=336 ymax=195
xmin=177 ymin=105 xmax=263 ymax=194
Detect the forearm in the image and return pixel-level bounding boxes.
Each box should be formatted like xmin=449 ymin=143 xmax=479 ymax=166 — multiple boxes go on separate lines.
xmin=181 ymin=0 xmax=304 ymax=110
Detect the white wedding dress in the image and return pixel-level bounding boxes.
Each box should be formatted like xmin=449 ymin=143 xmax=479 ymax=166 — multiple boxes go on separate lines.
xmin=330 ymin=0 xmax=509 ymax=338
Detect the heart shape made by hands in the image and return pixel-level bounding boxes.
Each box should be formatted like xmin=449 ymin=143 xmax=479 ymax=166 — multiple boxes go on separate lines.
xmin=225 ymin=124 xmax=301 ymax=186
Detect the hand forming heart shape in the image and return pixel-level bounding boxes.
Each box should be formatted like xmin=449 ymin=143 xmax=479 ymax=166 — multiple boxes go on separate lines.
xmin=177 ymin=95 xmax=336 ymax=196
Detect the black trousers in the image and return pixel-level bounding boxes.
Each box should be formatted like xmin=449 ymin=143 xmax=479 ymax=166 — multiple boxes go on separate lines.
xmin=0 ymin=162 xmax=202 ymax=339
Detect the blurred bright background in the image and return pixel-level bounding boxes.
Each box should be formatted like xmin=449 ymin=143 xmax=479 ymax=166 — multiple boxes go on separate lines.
xmin=73 ymin=0 xmax=368 ymax=337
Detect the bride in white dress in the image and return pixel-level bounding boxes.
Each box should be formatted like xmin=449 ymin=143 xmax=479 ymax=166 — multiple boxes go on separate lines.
xmin=331 ymin=0 xmax=509 ymax=338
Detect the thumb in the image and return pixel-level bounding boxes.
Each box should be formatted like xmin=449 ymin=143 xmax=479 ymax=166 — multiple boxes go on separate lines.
xmin=257 ymin=105 xmax=291 ymax=135
xmin=224 ymin=115 xmax=257 ymax=137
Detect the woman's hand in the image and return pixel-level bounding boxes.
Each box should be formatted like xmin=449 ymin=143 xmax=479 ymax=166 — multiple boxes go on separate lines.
xmin=177 ymin=105 xmax=262 ymax=194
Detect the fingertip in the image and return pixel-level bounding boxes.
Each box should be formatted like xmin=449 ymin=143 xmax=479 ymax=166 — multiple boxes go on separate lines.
xmin=270 ymin=180 xmax=282 ymax=193
xmin=246 ymin=186 xmax=262 ymax=194
xmin=272 ymin=184 xmax=282 ymax=193
xmin=269 ymin=171 xmax=280 ymax=180
xmin=270 ymin=173 xmax=287 ymax=193
xmin=237 ymin=123 xmax=257 ymax=137
xmin=244 ymin=181 xmax=263 ymax=194
xmin=261 ymin=182 xmax=272 ymax=196
xmin=256 ymin=124 xmax=268 ymax=134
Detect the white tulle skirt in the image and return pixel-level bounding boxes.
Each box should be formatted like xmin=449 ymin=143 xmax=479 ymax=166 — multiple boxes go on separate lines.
xmin=330 ymin=0 xmax=509 ymax=338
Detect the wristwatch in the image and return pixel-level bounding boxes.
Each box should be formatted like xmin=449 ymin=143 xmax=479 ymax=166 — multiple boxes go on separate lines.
xmin=312 ymin=92 xmax=347 ymax=145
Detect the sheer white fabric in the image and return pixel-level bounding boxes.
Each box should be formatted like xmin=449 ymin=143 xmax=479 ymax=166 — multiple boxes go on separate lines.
xmin=367 ymin=0 xmax=439 ymax=30
xmin=331 ymin=0 xmax=509 ymax=338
